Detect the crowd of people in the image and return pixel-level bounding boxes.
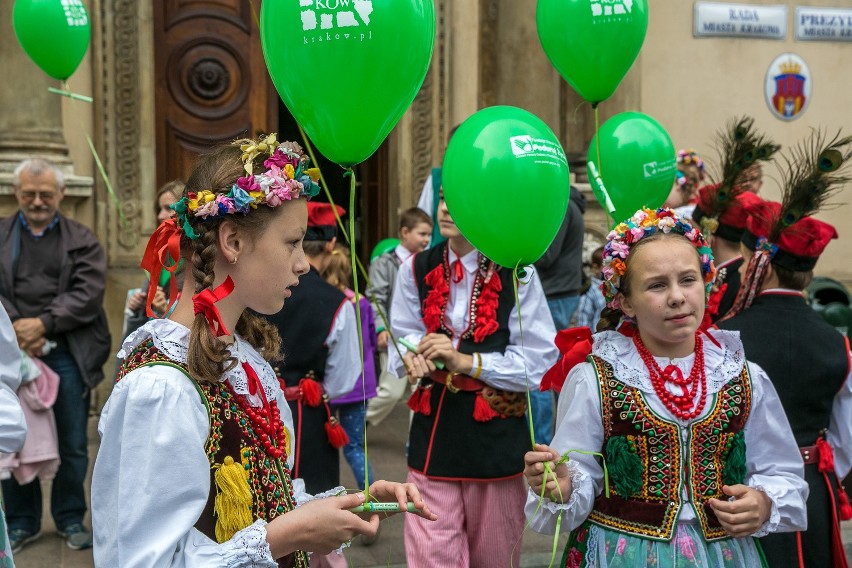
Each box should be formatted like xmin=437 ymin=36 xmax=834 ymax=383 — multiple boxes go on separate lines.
xmin=0 ymin=120 xmax=849 ymax=568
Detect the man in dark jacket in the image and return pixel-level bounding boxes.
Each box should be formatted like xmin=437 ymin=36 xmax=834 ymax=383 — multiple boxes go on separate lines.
xmin=530 ymin=185 xmax=585 ymax=444
xmin=0 ymin=158 xmax=110 ymax=553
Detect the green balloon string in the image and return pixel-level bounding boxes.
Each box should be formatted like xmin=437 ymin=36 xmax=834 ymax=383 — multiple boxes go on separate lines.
xmin=49 ymin=82 xmax=127 ymax=233
xmin=592 ymin=103 xmax=614 ymax=232
xmin=511 ymin=265 xmax=536 ymax=451
xmin=342 ymin=168 xmax=371 ymax=500
xmin=296 ymin=124 xmax=407 ymax=369
xmin=526 ymin=449 xmax=609 ymax=568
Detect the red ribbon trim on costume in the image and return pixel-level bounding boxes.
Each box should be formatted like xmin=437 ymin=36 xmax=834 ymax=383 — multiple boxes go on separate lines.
xmin=192 ymin=276 xmax=235 ymax=337
xmin=472 ymin=265 xmax=501 ymax=344
xmin=540 ymin=327 xmax=593 ymax=393
xmin=422 ymin=263 xmax=449 ymax=334
xmin=140 ymin=219 xmax=182 ymax=318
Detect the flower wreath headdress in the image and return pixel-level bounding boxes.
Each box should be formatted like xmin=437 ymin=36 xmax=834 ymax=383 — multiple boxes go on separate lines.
xmin=601 ymin=207 xmax=716 ymax=310
xmin=172 ymin=133 xmax=322 ymax=240
xmin=140 ymin=133 xmax=322 ymax=322
xmin=674 ymin=149 xmax=706 ymax=189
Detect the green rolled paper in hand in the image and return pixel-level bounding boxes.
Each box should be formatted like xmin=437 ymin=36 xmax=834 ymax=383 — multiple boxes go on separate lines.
xmin=349 ymin=502 xmax=420 ymax=514
xmin=399 ymin=338 xmax=445 ymax=370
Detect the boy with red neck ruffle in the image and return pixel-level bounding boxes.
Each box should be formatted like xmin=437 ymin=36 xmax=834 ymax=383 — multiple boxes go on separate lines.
xmin=718 ymin=133 xmax=852 ymax=568
xmin=92 ymin=135 xmax=435 ymax=568
xmin=388 ymin=191 xmax=557 ymax=567
xmin=692 ymin=185 xmax=764 ymax=323
xmin=525 ymin=207 xmax=807 ymax=567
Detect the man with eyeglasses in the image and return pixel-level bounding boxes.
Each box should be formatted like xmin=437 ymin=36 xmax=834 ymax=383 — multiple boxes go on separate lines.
xmin=0 ymin=158 xmax=110 ymax=554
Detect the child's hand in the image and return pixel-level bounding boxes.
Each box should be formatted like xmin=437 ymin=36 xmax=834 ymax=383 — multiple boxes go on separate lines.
xmin=266 ymin=492 xmax=377 ymax=557
xmin=524 ymin=444 xmax=572 ymax=503
xmin=707 ymin=484 xmax=772 ymax=537
xmin=151 ymin=287 xmax=168 ymax=314
xmin=377 ymin=330 xmax=389 ymax=351
xmin=365 ymin=480 xmax=438 ymax=521
xmin=418 ymin=333 xmax=471 ymax=374
xmin=403 ymin=351 xmax=435 ymax=384
xmin=126 ymin=289 xmax=146 ymax=311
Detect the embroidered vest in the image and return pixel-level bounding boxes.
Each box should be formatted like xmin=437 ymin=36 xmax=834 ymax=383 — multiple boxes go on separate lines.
xmin=588 ymin=355 xmax=751 ymax=542
xmin=407 ymin=243 xmax=528 ymax=480
xmin=117 ymin=340 xmax=308 ymax=568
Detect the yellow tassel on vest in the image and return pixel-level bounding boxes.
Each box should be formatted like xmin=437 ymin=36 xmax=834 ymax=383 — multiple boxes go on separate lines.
xmin=213 ymin=456 xmax=253 ymax=543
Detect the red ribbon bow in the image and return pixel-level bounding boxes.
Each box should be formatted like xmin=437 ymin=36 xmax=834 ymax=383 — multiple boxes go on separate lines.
xmin=140 ymin=219 xmax=183 ymax=318
xmin=451 ymin=260 xmax=464 ymax=283
xmin=192 ymin=276 xmax=236 ymax=337
xmin=540 ymin=327 xmax=594 ymax=393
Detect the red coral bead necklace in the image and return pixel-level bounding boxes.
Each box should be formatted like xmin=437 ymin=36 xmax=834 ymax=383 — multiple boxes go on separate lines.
xmin=634 ymin=332 xmax=708 ymax=420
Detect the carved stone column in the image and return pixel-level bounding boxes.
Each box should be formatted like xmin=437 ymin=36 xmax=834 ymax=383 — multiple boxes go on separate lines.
xmin=96 ymin=0 xmax=156 ymax=265
xmin=0 ymin=0 xmax=93 ymax=217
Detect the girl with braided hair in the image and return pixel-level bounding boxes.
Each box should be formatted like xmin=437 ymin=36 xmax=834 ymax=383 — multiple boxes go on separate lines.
xmin=91 ymin=135 xmax=435 ymax=567
xmin=526 ymin=207 xmax=807 ymax=567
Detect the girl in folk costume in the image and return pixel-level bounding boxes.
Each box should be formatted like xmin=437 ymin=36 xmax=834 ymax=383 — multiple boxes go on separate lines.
xmin=92 ymin=136 xmax=435 ymax=568
xmin=692 ymin=117 xmax=779 ymax=323
xmin=525 ymin=207 xmax=808 ymax=567
xmin=718 ymin=133 xmax=852 ymax=568
xmin=388 ymin=191 xmax=558 ymax=567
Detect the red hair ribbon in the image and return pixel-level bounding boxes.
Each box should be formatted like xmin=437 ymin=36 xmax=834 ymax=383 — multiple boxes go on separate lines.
xmin=192 ymin=276 xmax=235 ymax=337
xmin=140 ymin=219 xmax=183 ymax=318
xmin=540 ymin=327 xmax=593 ymax=393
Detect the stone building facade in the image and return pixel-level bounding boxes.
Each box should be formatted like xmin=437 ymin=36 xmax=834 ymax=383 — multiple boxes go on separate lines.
xmin=1 ymin=0 xmax=850 ymax=393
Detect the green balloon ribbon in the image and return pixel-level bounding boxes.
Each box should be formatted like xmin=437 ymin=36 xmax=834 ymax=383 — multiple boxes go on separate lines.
xmin=443 ymin=106 xmax=570 ymax=268
xmin=14 ymin=0 xmax=91 ymax=81
xmin=588 ymin=112 xmax=676 ymax=226
xmin=537 ymin=0 xmax=648 ymax=104
xmin=261 ymin=1 xmax=435 ymax=167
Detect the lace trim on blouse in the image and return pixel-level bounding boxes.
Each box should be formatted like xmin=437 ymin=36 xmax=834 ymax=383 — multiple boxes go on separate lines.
xmin=118 ymin=319 xmax=278 ymax=407
xmin=591 ymin=329 xmax=745 ymax=395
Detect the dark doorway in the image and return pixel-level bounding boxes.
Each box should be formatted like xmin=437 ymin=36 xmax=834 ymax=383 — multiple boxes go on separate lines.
xmin=277 ymin=102 xmax=389 ymax=286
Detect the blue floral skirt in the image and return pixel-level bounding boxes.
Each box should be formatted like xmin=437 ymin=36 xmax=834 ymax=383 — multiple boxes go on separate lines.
xmin=562 ymin=521 xmax=767 ymax=567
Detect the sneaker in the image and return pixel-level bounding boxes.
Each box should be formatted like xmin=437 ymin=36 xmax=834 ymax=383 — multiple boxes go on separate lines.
xmin=8 ymin=529 xmax=41 ymax=554
xmin=57 ymin=523 xmax=92 ymax=550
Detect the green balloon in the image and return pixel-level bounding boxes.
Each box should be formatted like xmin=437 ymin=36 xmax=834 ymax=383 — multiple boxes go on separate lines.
xmin=537 ymin=0 xmax=648 ymax=104
xmin=370 ymin=238 xmax=400 ymax=261
xmin=589 ymin=112 xmax=675 ymax=223
xmin=261 ymin=1 xmax=435 ymax=167
xmin=442 ymin=106 xmax=570 ymax=268
xmin=13 ymin=0 xmax=91 ymax=81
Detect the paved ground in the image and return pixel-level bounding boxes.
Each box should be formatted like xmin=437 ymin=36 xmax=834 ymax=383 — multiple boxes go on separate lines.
xmin=10 ymin=398 xmax=852 ymax=567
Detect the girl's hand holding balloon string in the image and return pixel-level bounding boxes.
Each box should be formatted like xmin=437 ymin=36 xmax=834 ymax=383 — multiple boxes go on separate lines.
xmin=524 ymin=444 xmax=572 ymax=503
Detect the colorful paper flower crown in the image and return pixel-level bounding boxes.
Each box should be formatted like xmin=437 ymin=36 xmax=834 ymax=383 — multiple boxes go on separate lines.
xmin=601 ymin=207 xmax=715 ymax=309
xmin=173 ymin=133 xmax=322 ymax=239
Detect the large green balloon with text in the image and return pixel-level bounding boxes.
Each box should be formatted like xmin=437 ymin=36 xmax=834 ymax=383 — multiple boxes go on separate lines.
xmin=261 ymin=0 xmax=435 ymax=167
xmin=443 ymin=107 xmax=570 ymax=268
xmin=589 ymin=112 xmax=675 ymax=224
xmin=537 ymin=0 xmax=647 ymax=104
xmin=13 ymin=0 xmax=91 ymax=81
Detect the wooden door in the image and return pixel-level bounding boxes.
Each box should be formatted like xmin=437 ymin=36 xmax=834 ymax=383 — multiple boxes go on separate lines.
xmin=153 ymin=0 xmax=277 ymax=186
